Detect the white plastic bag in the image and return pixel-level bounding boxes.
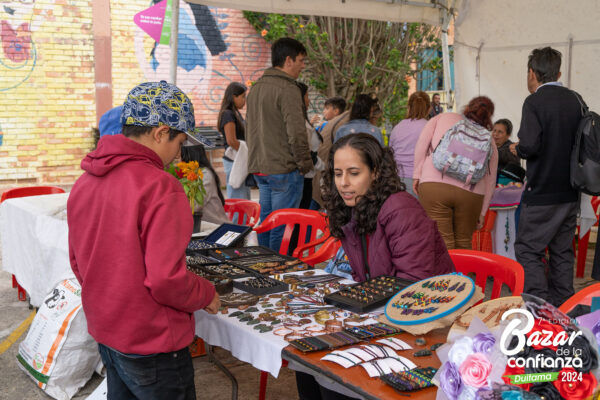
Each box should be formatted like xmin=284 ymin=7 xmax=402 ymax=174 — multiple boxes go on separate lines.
xmin=230 ymin=140 xmax=249 ymax=189
xmin=17 ymin=279 xmax=101 ymax=400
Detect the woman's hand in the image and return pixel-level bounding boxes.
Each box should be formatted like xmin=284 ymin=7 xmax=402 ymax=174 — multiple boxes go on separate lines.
xmin=476 ymin=214 xmax=485 ymax=230
xmin=412 ymin=179 xmax=420 ymax=195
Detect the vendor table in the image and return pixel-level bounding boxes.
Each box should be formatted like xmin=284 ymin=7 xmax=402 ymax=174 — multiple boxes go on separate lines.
xmin=282 ymin=328 xmax=448 ymax=400
xmin=0 ymin=192 xmax=221 ymax=306
xmin=0 ymin=193 xmax=72 ymax=306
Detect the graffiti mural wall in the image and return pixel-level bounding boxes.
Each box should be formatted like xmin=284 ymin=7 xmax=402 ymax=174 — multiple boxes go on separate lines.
xmin=0 ymin=0 xmax=271 ymax=184
xmin=123 ymin=1 xmax=271 ymax=127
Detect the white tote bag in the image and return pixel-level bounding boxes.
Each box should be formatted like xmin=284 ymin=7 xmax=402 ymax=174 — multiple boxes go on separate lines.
xmin=229 ymin=140 xmax=248 ymax=189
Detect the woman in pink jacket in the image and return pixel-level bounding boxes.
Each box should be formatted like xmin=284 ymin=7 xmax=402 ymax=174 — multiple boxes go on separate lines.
xmin=413 ymin=96 xmax=498 ymax=249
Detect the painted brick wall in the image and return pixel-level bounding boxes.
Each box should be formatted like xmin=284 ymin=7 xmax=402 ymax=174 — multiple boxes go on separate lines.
xmin=0 ymin=1 xmax=270 ymax=188
xmin=0 ymin=0 xmax=95 ymax=185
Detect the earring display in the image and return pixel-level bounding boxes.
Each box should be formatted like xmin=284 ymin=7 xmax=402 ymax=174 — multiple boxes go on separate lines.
xmin=186 ymin=267 xmax=232 ymax=295
xmin=186 ymin=253 xmax=221 ymax=266
xmin=383 ymin=273 xmax=475 ymax=326
xmin=233 ymin=275 xmax=289 ymax=295
xmin=198 ymin=263 xmax=252 ymax=279
xmin=324 ymin=276 xmax=415 ymax=313
xmin=231 ymin=254 xmax=312 ymax=275
xmin=379 ymin=367 xmax=438 ymax=393
xmin=187 ymin=239 xmax=221 ymax=251
xmin=208 ymin=246 xmax=276 ymax=260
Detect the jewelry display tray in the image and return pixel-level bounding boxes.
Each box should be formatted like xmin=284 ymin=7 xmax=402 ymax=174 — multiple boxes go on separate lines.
xmin=207 ymin=246 xmax=278 ymax=261
xmin=186 ymin=251 xmax=223 ymax=265
xmin=196 ymin=263 xmax=253 ymax=279
xmin=324 ymin=276 xmax=415 ymax=313
xmin=233 ymin=276 xmax=289 ymax=295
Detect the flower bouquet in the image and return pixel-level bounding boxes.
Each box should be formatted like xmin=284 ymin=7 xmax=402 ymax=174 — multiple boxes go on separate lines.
xmin=167 ymin=161 xmax=206 ymax=212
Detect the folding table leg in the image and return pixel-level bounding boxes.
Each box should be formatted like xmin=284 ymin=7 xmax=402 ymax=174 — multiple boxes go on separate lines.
xmin=259 ymin=371 xmax=268 ymax=400
xmin=206 ymin=344 xmax=238 ymax=400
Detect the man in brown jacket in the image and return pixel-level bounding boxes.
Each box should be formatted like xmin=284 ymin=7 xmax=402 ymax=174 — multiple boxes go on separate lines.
xmin=246 ymin=37 xmax=312 ymax=250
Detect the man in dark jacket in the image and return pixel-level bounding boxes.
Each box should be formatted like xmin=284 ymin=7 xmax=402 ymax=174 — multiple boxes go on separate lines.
xmin=246 ymin=37 xmax=312 ymax=251
xmin=510 ymin=47 xmax=582 ymax=306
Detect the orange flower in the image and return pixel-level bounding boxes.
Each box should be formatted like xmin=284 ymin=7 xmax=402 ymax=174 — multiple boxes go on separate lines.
xmin=198 ymin=168 xmax=204 ymax=180
xmin=186 ymin=171 xmax=198 ymax=181
xmin=261 ymin=29 xmax=268 ymax=37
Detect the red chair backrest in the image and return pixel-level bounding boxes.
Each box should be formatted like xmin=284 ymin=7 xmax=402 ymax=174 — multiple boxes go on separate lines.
xmin=448 ymin=249 xmax=525 ymax=300
xmin=559 ymin=283 xmax=600 ymax=314
xmin=253 ymin=208 xmax=328 ymax=256
xmin=1 ymin=186 xmax=65 ymax=203
xmin=292 ymin=236 xmax=341 ymax=267
xmin=224 ymin=199 xmax=261 ymax=227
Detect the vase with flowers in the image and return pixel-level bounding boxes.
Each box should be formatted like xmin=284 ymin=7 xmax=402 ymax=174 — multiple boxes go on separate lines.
xmin=167 ymin=161 xmax=207 ymax=232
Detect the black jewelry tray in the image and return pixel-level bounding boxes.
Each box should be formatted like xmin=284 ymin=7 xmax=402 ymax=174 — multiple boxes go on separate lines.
xmin=233 ymin=276 xmax=289 ymax=295
xmin=198 ymin=263 xmax=253 ymax=279
xmin=186 ymin=252 xmax=222 ymax=266
xmin=187 ymin=223 xmax=252 ymax=253
xmin=231 ymin=254 xmax=313 ymax=275
xmin=324 ymin=276 xmax=415 ymax=313
xmin=186 ymin=265 xmax=233 ymax=295
xmin=207 ymin=245 xmax=277 ymax=261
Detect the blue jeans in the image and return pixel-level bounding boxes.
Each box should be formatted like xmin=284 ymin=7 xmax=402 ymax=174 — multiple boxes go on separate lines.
xmin=255 ymin=170 xmax=304 ymax=251
xmin=98 ymin=343 xmax=196 ymax=400
xmin=222 ymin=158 xmax=251 ymax=200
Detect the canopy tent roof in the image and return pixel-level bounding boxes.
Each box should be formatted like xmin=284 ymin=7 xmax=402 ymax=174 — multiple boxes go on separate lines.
xmin=453 ymin=0 xmax=600 ymax=127
xmin=185 ymin=0 xmax=453 ymax=26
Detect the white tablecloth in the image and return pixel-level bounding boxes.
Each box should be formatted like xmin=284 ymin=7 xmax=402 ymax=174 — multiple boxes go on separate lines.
xmin=195 ymin=308 xmax=288 ymax=378
xmin=194 ymin=271 xmax=375 ymax=378
xmin=0 ymin=193 xmax=73 ymax=306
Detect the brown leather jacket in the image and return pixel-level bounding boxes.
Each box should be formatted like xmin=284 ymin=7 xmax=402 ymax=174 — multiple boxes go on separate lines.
xmin=246 ymin=68 xmax=313 ymax=175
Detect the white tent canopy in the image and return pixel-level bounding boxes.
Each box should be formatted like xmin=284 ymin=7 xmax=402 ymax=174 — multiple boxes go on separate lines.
xmin=175 ymin=0 xmax=459 ymax=107
xmin=454 ymin=0 xmax=600 ymax=128
xmin=186 ymin=0 xmax=444 ymax=25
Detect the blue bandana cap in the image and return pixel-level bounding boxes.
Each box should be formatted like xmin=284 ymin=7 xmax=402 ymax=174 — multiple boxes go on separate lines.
xmin=120 ymin=81 xmax=195 ymax=134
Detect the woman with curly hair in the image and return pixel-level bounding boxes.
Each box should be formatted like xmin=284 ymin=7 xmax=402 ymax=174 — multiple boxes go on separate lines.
xmin=413 ymin=96 xmax=498 ymax=249
xmin=322 ymin=133 xmax=454 ymax=282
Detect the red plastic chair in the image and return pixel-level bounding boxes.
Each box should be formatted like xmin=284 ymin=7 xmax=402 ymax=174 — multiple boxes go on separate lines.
xmin=224 ymin=199 xmax=260 ymax=227
xmin=559 ymin=283 xmax=600 ymax=314
xmin=292 ymin=236 xmax=341 ymax=266
xmin=253 ymin=209 xmax=328 ymax=256
xmin=1 ymin=185 xmax=66 ymax=301
xmin=575 ymin=196 xmax=600 ymax=278
xmin=448 ymin=249 xmax=525 ymax=300
xmin=472 ymin=210 xmax=497 ymax=253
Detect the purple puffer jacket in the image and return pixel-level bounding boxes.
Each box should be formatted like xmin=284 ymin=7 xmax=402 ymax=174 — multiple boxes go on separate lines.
xmin=340 ymin=192 xmax=454 ymax=282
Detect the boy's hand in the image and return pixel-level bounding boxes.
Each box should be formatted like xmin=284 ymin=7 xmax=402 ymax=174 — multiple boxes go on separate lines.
xmin=204 ymin=292 xmax=221 ymax=314
xmin=310 ymin=115 xmax=321 ymax=125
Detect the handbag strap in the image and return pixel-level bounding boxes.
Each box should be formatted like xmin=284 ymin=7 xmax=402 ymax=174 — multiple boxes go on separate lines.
xmin=360 ymin=234 xmax=371 ymax=280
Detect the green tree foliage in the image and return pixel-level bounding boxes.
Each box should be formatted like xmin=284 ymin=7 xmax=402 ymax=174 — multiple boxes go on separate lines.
xmin=244 ymin=12 xmax=442 ymax=125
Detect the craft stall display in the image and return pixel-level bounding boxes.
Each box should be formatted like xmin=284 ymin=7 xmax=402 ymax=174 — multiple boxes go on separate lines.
xmin=380 ymin=273 xmax=484 ymax=336
xmin=187 ymin=223 xmax=251 ymax=251
xmin=324 ymin=276 xmax=415 ymax=313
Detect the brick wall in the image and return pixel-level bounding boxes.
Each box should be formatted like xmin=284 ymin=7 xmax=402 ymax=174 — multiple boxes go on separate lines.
xmin=0 ymin=1 xmax=270 ymax=189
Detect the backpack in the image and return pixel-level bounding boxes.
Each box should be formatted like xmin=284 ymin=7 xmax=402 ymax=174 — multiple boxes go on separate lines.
xmin=432 ymin=118 xmax=493 ymax=186
xmin=570 ymin=91 xmax=600 ymax=195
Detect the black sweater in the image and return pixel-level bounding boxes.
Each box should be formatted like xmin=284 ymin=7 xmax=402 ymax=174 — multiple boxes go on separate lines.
xmin=516 ymin=85 xmax=582 ymax=205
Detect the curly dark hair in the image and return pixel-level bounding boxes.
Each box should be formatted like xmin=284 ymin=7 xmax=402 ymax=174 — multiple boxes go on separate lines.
xmin=322 ymin=133 xmax=405 ymax=238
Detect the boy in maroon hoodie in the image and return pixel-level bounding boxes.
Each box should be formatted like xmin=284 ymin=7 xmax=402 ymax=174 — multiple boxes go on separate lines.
xmin=68 ymin=81 xmax=219 ymax=400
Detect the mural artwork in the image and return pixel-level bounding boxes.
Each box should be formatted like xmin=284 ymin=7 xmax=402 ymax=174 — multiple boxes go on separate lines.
xmin=0 ymin=0 xmax=37 ymax=92
xmin=134 ymin=2 xmax=271 ymax=126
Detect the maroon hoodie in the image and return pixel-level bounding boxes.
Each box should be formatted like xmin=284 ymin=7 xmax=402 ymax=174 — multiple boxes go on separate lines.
xmin=341 ymin=192 xmax=454 ymax=282
xmin=68 ymin=135 xmax=215 ymax=355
